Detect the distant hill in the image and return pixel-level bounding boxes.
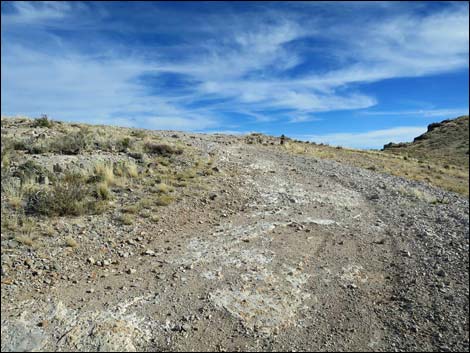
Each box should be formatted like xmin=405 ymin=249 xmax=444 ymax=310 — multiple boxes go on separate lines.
xmin=382 ymin=115 xmax=469 ymax=167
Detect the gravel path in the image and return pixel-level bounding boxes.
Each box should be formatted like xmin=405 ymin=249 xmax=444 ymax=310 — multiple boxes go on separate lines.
xmin=2 ymin=136 xmax=469 ymax=351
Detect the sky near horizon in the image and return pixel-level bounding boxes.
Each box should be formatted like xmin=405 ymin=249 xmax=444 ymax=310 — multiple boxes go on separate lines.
xmin=1 ymin=1 xmax=469 ymax=149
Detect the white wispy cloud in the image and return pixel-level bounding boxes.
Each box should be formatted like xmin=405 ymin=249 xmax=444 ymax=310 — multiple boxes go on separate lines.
xmin=288 ymin=115 xmax=321 ymax=123
xmin=1 ymin=1 xmax=468 ymax=131
xmin=2 ymin=1 xmax=72 ymax=24
xmin=361 ymin=108 xmax=469 ymax=118
xmin=295 ymin=126 xmax=428 ymax=149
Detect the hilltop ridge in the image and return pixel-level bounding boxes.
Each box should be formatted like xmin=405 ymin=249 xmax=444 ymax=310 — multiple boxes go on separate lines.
xmin=383 ymin=115 xmax=469 ymax=167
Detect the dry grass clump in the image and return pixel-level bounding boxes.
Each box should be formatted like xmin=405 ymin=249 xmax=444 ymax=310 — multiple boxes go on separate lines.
xmin=155 ymin=194 xmax=174 ymax=206
xmin=96 ymin=182 xmax=112 ymax=200
xmin=93 ymin=162 xmax=115 ymax=186
xmin=144 ymin=142 xmax=183 ymax=156
xmin=122 ymin=204 xmax=139 ymax=214
xmin=118 ymin=213 xmax=134 ymax=225
xmin=15 ymin=235 xmax=35 ymax=246
xmin=155 ymin=183 xmax=171 ymax=193
xmin=114 ymin=160 xmax=139 ymax=178
xmin=64 ymin=236 xmax=78 ymax=248
xmin=25 ymin=172 xmax=107 ymax=217
xmin=7 ymin=215 xmax=38 ymax=246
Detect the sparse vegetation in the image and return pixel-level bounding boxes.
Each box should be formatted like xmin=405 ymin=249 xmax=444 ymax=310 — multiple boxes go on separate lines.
xmin=52 ymin=130 xmax=91 ymax=155
xmin=65 ymin=236 xmax=78 ymax=248
xmin=96 ymin=182 xmax=112 ymax=200
xmin=144 ymin=142 xmax=183 ymax=156
xmin=155 ymin=183 xmax=171 ymax=193
xmin=118 ymin=213 xmax=134 ymax=225
xmin=383 ymin=116 xmax=469 ymax=168
xmin=122 ymin=204 xmax=139 ymax=214
xmin=32 ymin=115 xmax=54 ymax=128
xmin=155 ymin=194 xmax=174 ymax=206
xmin=15 ymin=235 xmax=35 ymax=247
xmin=114 ymin=160 xmax=139 ymax=178
xmin=93 ymin=162 xmax=115 ymax=186
xmin=25 ymin=173 xmax=94 ymax=216
xmin=283 ymin=133 xmax=469 ymax=197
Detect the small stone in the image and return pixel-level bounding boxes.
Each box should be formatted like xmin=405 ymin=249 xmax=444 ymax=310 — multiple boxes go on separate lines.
xmin=87 ymin=258 xmax=95 ymax=265
xmin=127 ymin=268 xmax=136 ymax=274
xmin=37 ymin=320 xmax=48 ymax=328
xmin=86 ymin=288 xmax=95 ymax=293
xmin=368 ymin=194 xmax=380 ymax=201
xmin=144 ymin=250 xmax=155 ymax=256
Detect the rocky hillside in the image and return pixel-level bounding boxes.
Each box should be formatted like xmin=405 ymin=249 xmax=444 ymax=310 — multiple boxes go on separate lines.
xmin=383 ymin=115 xmax=469 ymax=167
xmin=1 ymin=116 xmax=469 ymax=352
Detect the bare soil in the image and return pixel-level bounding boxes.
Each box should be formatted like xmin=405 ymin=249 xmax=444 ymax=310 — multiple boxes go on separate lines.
xmin=1 ymin=131 xmax=469 ymax=352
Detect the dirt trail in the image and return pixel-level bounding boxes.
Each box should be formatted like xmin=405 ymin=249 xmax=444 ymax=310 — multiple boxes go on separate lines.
xmin=2 ymin=137 xmax=469 ymax=352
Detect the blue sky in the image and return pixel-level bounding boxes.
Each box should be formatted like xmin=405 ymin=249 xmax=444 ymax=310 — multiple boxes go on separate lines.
xmin=1 ymin=1 xmax=468 ymax=148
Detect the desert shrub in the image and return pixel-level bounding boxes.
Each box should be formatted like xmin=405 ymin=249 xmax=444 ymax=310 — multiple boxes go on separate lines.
xmin=32 ymin=115 xmax=54 ymax=128
xmin=51 ymin=130 xmax=90 ymax=155
xmin=14 ymin=160 xmax=54 ymax=184
xmin=96 ymin=182 xmax=112 ymax=200
xmin=155 ymin=194 xmax=174 ymax=206
xmin=25 ymin=172 xmax=106 ymax=216
xmin=93 ymin=133 xmax=134 ymax=152
xmin=114 ymin=160 xmax=139 ymax=178
xmin=122 ymin=204 xmax=139 ymax=214
xmin=144 ymin=142 xmax=182 ymax=156
xmin=116 ymin=137 xmax=132 ymax=151
xmin=1 ymin=137 xmax=14 ymax=162
xmin=176 ymin=169 xmax=197 ymax=181
xmin=118 ymin=213 xmax=134 ymax=225
xmin=92 ymin=162 xmax=115 ymax=185
xmin=131 ymin=130 xmax=147 ymax=138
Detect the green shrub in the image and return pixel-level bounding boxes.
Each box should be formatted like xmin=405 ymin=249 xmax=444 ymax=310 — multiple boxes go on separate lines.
xmin=25 ymin=172 xmax=106 ymax=216
xmin=32 ymin=115 xmax=54 ymax=128
xmin=14 ymin=160 xmax=53 ymax=184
